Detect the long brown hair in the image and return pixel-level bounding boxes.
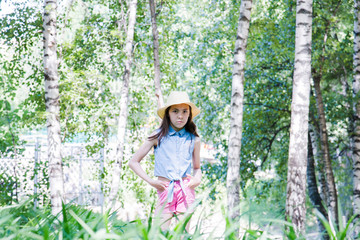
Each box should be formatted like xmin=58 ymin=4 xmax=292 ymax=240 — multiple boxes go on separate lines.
xmin=148 ymin=106 xmax=199 ymax=146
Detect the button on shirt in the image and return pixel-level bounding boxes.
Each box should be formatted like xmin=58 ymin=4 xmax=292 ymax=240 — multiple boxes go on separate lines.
xmin=154 ymin=126 xmax=195 ymax=202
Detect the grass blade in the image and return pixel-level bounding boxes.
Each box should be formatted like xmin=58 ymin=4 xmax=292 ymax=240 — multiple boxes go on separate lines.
xmin=69 ymin=209 xmax=96 ymax=237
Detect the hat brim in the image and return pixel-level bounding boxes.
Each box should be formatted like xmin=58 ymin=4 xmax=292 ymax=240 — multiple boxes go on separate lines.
xmin=157 ymin=102 xmax=200 ymax=119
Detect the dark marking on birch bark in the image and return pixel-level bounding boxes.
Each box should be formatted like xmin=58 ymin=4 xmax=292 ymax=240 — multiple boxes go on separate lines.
xmin=297 ymin=8 xmax=311 ymax=14
xmin=297 ymin=47 xmax=311 ymax=55
xmin=298 ymin=22 xmax=310 ymax=26
xmin=123 ymin=69 xmax=130 ymax=76
xmin=239 ymin=15 xmax=249 ymax=22
xmin=46 ymin=19 xmax=55 ymax=26
xmin=44 ymin=73 xmax=51 ymax=80
xmin=294 ymin=59 xmax=310 ymax=65
xmin=48 ymin=85 xmax=59 ymax=89
xmin=355 ymin=189 xmax=360 ymax=195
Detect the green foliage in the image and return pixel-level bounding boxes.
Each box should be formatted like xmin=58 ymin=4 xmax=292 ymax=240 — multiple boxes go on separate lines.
xmin=0 ymin=100 xmax=25 ymax=155
xmin=0 ymin=1 xmax=43 ymax=153
xmin=58 ymin=0 xmax=127 ymax=147
xmin=1 ymin=195 xmax=358 ymax=239
xmin=315 ymin=210 xmax=358 ymax=240
xmin=0 ymin=0 xmax=357 ymax=237
xmin=239 ymin=0 xmax=295 ymax=195
xmin=0 ymin=200 xmax=205 ymax=239
xmin=0 ymin=172 xmax=18 ymax=206
xmin=0 ymin=199 xmax=127 ymax=239
xmin=313 ymin=199 xmax=360 ymax=240
xmin=181 ymin=0 xmax=296 ymax=204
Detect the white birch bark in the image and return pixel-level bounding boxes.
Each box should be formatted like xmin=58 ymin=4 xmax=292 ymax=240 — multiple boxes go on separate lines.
xmin=226 ymin=0 xmax=252 ymax=228
xmin=43 ymin=0 xmax=64 ymax=217
xmin=353 ymin=0 xmax=360 ymax=235
xmin=285 ymin=0 xmax=312 ymax=234
xmin=149 ymin=0 xmax=164 ymax=108
xmin=108 ymin=0 xmax=138 ymax=205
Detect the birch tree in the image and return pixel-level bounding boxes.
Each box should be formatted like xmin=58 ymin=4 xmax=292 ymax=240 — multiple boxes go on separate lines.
xmin=311 ymin=2 xmax=343 ymax=226
xmin=353 ymin=0 xmax=360 ymax=236
xmin=226 ymin=0 xmax=252 ymax=229
xmin=43 ymin=0 xmax=64 ymax=216
xmin=309 ymin=109 xmax=328 ymax=208
xmin=285 ymin=0 xmax=312 ymax=234
xmin=307 ymin=131 xmax=328 ymax=239
xmin=313 ymin=74 xmax=338 ymax=224
xmin=149 ymin=0 xmax=164 ymax=108
xmin=109 ymin=0 xmax=138 ymax=205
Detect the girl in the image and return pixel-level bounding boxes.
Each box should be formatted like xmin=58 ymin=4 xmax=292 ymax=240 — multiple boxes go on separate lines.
xmin=129 ymin=91 xmax=202 ymax=231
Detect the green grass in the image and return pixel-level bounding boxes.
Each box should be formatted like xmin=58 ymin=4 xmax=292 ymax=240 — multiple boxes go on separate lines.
xmin=0 ymin=199 xmax=203 ymax=239
xmin=1 ymin=198 xmax=359 ymax=239
xmin=314 ymin=208 xmax=359 ymax=240
xmin=0 ymin=199 xmax=127 ymax=239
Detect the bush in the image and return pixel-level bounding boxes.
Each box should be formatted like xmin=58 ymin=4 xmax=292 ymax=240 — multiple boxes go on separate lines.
xmin=0 ymin=172 xmax=18 ymax=206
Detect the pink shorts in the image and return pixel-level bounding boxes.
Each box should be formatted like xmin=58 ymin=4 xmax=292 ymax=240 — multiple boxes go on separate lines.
xmin=155 ymin=178 xmax=195 ymax=215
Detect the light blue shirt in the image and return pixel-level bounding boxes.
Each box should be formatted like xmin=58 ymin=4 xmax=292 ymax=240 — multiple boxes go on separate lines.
xmin=154 ymin=126 xmax=195 ymax=202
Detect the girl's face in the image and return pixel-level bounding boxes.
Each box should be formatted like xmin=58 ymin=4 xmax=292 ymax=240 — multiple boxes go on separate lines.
xmin=168 ymin=104 xmax=190 ymax=131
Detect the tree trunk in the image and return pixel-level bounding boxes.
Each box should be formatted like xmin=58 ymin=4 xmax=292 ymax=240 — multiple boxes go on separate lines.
xmin=307 ymin=132 xmax=328 ymax=239
xmin=226 ymin=0 xmax=252 ymax=234
xmin=313 ymin=76 xmax=339 ymax=225
xmin=311 ymin=1 xmax=341 ymax=227
xmin=285 ymin=0 xmax=312 ymax=234
xmin=309 ymin=98 xmax=328 ymax=206
xmin=109 ymin=0 xmax=138 ymax=205
xmin=43 ymin=0 xmax=64 ymax=217
xmin=353 ymin=0 xmax=360 ymax=236
xmin=149 ymin=0 xmax=164 ymax=108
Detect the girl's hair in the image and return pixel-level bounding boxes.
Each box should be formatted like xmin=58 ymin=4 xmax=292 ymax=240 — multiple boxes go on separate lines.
xmin=148 ymin=106 xmax=199 ymax=146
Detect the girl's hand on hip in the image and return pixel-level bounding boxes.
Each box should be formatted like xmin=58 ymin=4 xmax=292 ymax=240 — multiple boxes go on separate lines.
xmin=150 ymin=179 xmax=167 ymax=191
xmin=185 ymin=174 xmax=200 ymax=189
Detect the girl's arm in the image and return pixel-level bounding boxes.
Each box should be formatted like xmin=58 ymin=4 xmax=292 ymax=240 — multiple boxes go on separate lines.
xmin=129 ymin=137 xmax=167 ymax=191
xmin=188 ymin=137 xmax=202 ymax=189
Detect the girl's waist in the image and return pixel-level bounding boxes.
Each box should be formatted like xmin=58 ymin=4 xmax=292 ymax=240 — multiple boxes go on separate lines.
xmin=157 ymin=176 xmax=189 ymax=183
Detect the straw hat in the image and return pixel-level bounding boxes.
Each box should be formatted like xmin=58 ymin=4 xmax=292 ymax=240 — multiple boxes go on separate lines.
xmin=157 ymin=91 xmax=200 ymax=119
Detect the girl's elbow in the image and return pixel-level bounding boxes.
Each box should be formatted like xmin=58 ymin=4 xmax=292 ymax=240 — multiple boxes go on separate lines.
xmin=128 ymin=159 xmax=135 ymax=169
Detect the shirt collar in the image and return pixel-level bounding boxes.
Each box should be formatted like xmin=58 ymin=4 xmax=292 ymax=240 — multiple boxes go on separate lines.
xmin=169 ymin=125 xmax=186 ymax=136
